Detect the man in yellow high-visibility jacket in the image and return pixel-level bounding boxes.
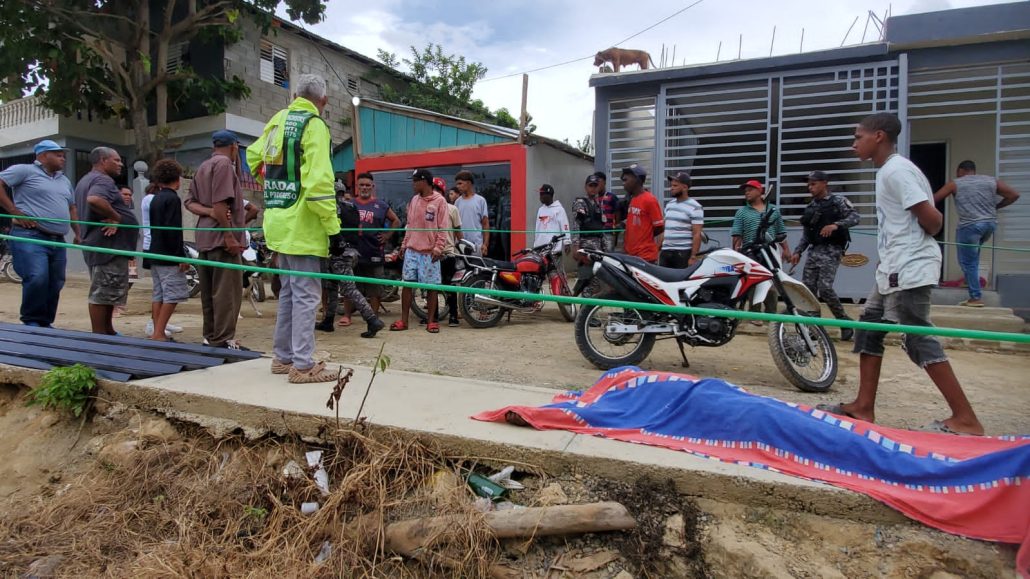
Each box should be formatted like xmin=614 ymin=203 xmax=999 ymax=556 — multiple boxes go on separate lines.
xmin=248 ymin=73 xmax=341 ymax=384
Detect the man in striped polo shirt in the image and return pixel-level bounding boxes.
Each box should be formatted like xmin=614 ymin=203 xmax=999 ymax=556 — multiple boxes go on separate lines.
xmin=659 ymin=172 xmax=704 ymax=269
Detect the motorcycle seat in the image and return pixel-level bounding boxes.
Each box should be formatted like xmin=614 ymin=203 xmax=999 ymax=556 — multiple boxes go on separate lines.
xmin=467 ymin=256 xmax=516 ymax=271
xmin=610 ymin=253 xmax=704 ymax=283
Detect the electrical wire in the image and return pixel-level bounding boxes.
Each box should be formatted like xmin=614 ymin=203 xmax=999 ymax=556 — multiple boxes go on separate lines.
xmin=479 ymin=0 xmax=707 ymax=82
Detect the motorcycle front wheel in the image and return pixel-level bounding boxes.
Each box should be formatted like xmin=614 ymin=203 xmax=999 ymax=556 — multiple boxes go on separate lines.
xmin=2 ymin=260 xmax=21 ymax=284
xmin=458 ymin=275 xmax=506 ymax=329
xmin=185 ymin=265 xmax=201 ymax=298
xmin=768 ymin=318 xmax=837 ymax=393
xmin=250 ymin=274 xmax=266 ymax=302
xmin=575 ymin=292 xmax=656 ymax=369
xmin=411 ymin=288 xmax=451 ymax=323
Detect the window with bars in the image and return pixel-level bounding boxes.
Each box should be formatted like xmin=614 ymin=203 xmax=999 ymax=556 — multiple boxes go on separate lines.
xmin=606 ymin=97 xmax=656 ymax=192
xmin=346 ymin=75 xmax=360 ymax=94
xmin=260 ymin=40 xmax=289 ymax=89
xmin=166 ymin=41 xmax=190 ymax=73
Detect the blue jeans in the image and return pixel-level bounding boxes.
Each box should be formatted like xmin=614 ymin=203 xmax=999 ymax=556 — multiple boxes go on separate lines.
xmin=10 ymin=227 xmax=67 ymax=326
xmin=956 ymin=221 xmax=995 ymax=300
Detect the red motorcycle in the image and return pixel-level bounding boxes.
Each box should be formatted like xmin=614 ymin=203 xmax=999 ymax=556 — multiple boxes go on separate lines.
xmin=455 ymin=235 xmax=576 ymax=328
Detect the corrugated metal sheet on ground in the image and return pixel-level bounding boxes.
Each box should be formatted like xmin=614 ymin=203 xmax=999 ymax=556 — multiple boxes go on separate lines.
xmin=0 ymin=323 xmax=262 ymax=381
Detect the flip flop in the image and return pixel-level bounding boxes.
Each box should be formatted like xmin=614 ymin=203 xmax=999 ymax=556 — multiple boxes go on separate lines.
xmin=921 ymin=420 xmax=979 ymax=436
xmin=815 ymin=403 xmax=860 ymax=420
xmin=389 ymin=321 xmax=408 ymax=331
xmin=337 ymin=316 xmax=352 ymax=327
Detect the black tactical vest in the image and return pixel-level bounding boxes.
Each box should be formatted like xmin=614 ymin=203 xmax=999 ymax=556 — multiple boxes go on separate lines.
xmin=800 ymin=195 xmax=850 ymax=247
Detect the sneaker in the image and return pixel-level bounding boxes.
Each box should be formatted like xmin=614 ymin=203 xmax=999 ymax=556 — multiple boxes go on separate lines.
xmin=448 ymin=316 xmax=460 ymax=327
xmin=361 ymin=318 xmax=386 ymax=339
xmin=288 ymin=361 xmax=340 ymax=384
xmin=840 ymin=327 xmax=854 ymax=342
xmin=271 ymin=359 xmax=292 ymax=375
xmin=224 ymin=340 xmax=250 ymax=351
xmin=145 ymin=320 xmax=173 ymax=338
xmin=166 ymin=323 xmax=183 ymax=334
xmin=315 ymin=320 xmax=335 ymax=332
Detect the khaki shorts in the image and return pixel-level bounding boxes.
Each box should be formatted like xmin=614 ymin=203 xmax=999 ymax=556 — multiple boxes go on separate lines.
xmin=88 ymin=257 xmax=130 ymax=306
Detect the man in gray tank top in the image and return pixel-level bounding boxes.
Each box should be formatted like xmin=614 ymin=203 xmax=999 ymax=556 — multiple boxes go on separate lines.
xmin=933 ymin=160 xmax=1020 ymax=306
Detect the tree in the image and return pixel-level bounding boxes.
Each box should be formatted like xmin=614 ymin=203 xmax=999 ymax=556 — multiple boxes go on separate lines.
xmin=576 ymin=134 xmax=594 ymax=155
xmin=375 ymin=44 xmax=535 ymax=133
xmin=0 ymin=0 xmax=328 ymax=166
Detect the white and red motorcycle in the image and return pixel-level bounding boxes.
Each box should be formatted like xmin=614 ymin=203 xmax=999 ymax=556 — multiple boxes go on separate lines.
xmin=574 ymin=211 xmax=837 ymax=392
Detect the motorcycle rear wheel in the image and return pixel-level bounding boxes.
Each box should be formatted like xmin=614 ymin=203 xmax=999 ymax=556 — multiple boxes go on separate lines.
xmin=250 ymin=274 xmax=266 ymax=302
xmin=768 ymin=318 xmax=837 ymax=393
xmin=575 ymin=292 xmax=656 ymax=369
xmin=555 ymin=275 xmax=576 ymax=322
xmin=411 ymin=288 xmax=451 ymax=323
xmin=2 ymin=260 xmax=21 ymax=284
xmin=458 ymin=275 xmax=506 ymax=329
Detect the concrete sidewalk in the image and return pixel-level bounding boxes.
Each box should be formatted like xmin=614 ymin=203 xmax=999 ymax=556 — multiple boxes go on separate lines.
xmin=127 ymin=358 xmax=905 ymax=523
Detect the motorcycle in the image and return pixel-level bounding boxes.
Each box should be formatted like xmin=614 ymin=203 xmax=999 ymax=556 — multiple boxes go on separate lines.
xmin=455 ymin=235 xmax=576 ymax=329
xmin=0 ymin=237 xmax=21 ymax=284
xmin=574 ymin=211 xmax=837 ymax=393
xmin=242 ymin=232 xmax=270 ymax=303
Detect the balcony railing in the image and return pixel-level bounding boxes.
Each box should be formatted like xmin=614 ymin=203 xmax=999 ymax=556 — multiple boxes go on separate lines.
xmin=0 ymin=96 xmax=56 ymax=131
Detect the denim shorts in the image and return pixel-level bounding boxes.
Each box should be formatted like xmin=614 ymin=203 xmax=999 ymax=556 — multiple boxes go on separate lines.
xmin=853 ymin=285 xmax=948 ymax=368
xmin=401 ymin=251 xmax=441 ymax=284
xmin=88 ymin=257 xmax=130 ymax=306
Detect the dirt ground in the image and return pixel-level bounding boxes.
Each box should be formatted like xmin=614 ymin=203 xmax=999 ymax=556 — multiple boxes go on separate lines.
xmin=0 ymin=388 xmax=1017 ymax=578
xmin=1 ymin=276 xmax=1027 ymax=436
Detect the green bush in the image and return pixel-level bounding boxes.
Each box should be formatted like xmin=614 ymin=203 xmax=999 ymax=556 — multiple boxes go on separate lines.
xmin=26 ymin=364 xmax=97 ymax=417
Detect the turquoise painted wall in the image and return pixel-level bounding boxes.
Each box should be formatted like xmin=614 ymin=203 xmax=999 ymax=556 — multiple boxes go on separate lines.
xmin=333 ymin=107 xmax=509 ymax=172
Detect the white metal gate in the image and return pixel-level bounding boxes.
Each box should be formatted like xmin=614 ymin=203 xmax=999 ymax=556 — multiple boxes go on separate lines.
xmin=606 ymin=97 xmax=657 ymax=186
xmin=660 ymin=61 xmax=900 ymax=225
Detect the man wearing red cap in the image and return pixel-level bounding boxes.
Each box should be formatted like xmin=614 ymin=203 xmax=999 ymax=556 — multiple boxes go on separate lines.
xmin=620 ymin=164 xmax=663 ymax=263
xmin=731 ymin=179 xmax=791 ymax=323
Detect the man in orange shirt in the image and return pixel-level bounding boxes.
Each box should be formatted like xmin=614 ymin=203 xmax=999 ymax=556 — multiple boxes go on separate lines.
xmin=620 ymin=164 xmax=664 ymax=263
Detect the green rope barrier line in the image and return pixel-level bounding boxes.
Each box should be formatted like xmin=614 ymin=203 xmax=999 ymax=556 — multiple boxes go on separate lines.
xmin=3 ymin=233 xmax=1029 ymax=345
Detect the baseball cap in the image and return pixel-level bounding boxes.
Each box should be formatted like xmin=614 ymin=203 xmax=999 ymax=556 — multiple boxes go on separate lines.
xmin=585 ymin=174 xmax=601 ymax=186
xmin=667 ymin=171 xmax=692 ymax=185
xmin=621 ymin=164 xmax=647 ymax=180
xmin=33 ymin=140 xmax=67 ymax=156
xmin=432 ymin=177 xmax=447 ymax=192
xmin=411 ymin=168 xmax=433 ymax=182
xmin=592 ymin=171 xmax=607 ymax=181
xmin=538 ymin=184 xmax=555 ymax=195
xmin=739 ymin=179 xmax=765 ymax=191
xmin=806 ymin=170 xmax=829 ymax=182
xmin=212 ymin=130 xmax=239 ymax=147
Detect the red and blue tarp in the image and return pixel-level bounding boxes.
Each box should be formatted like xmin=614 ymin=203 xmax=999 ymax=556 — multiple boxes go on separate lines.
xmin=472 ymin=367 xmax=1030 ymax=575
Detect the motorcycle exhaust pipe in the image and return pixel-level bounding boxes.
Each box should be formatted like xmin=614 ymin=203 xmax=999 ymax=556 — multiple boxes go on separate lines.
xmin=473 ymin=294 xmax=514 ymax=310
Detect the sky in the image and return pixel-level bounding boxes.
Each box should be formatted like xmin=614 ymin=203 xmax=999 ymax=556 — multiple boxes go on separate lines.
xmin=301 ymin=0 xmax=1018 ymax=144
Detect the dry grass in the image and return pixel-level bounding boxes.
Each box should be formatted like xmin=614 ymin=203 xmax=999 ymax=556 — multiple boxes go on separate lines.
xmin=0 ymin=427 xmax=500 ymax=578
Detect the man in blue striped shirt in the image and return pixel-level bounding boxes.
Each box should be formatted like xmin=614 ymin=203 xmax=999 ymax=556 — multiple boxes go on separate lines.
xmin=659 ymin=172 xmax=704 ymax=269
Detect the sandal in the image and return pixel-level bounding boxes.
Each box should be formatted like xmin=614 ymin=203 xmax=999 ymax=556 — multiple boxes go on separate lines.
xmin=921 ymin=420 xmax=980 ymax=436
xmin=389 ymin=320 xmax=408 ymax=331
xmin=337 ymin=315 xmax=352 ymax=327
xmin=815 ymin=403 xmax=860 ymax=420
xmin=288 ymin=361 xmax=340 ymax=384
xmin=426 ymin=322 xmax=440 ymax=333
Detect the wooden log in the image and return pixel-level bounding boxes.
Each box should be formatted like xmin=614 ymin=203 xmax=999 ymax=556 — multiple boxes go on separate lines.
xmin=385 ymin=501 xmax=636 ymax=555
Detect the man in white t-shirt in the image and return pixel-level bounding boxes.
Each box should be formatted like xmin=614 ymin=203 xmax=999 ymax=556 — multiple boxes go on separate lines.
xmin=534 ymin=184 xmax=570 ymax=253
xmin=819 ymin=113 xmax=983 ymax=436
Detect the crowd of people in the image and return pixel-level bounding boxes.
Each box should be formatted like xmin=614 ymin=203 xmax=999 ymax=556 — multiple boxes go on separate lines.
xmin=0 ymin=71 xmax=1021 ymax=429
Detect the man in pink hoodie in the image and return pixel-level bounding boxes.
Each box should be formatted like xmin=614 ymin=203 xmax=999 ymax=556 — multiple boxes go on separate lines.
xmin=390 ymin=168 xmax=449 ymax=333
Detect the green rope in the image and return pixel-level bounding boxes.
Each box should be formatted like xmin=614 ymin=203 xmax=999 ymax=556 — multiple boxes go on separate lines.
xmin=2 ymin=233 xmax=1028 ymax=344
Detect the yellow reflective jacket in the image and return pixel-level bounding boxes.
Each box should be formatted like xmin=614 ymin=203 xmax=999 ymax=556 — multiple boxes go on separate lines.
xmin=248 ymin=97 xmax=340 ymax=258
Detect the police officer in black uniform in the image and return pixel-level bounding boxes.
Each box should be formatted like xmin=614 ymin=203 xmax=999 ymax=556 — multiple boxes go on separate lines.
xmin=790 ymin=171 xmax=860 ymax=341
xmin=571 ymin=174 xmax=608 ymax=296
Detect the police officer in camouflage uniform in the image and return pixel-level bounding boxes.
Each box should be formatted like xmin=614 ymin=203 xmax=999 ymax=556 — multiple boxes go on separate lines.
xmin=571 ymin=174 xmax=609 ymax=296
xmin=790 ymin=171 xmax=860 ymax=341
xmin=315 ymin=186 xmax=386 ymax=338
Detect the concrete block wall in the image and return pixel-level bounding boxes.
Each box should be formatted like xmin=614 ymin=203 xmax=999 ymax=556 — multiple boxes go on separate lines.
xmin=225 ymin=20 xmax=393 ymax=147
